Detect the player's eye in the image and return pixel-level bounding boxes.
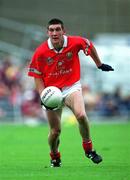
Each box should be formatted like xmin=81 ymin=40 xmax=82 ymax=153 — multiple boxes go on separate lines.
xmin=55 ymin=27 xmax=62 ymax=31
xmin=48 ymin=28 xmax=54 ymax=32
xmin=48 ymin=27 xmax=62 ymax=32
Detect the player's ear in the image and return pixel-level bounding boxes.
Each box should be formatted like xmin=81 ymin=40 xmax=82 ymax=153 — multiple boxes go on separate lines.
xmin=47 ymin=29 xmax=49 ymax=36
xmin=63 ymin=28 xmax=66 ymax=35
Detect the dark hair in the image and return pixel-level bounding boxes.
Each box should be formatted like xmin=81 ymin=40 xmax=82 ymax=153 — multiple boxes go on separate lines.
xmin=47 ymin=18 xmax=64 ymax=29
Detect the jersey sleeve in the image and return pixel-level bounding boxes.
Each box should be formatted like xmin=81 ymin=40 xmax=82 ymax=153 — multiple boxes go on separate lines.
xmin=80 ymin=37 xmax=93 ymax=56
xmin=28 ymin=51 xmax=43 ymax=78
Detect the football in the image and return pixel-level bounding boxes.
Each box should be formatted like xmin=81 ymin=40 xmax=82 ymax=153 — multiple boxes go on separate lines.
xmin=40 ymin=86 xmax=63 ymax=110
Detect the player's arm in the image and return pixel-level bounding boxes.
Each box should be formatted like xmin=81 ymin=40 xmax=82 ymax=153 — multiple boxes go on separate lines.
xmin=89 ymin=44 xmax=114 ymax=71
xmin=34 ymin=78 xmax=48 ymax=110
xmin=34 ymin=78 xmax=45 ymax=95
xmin=89 ymin=45 xmax=102 ymax=67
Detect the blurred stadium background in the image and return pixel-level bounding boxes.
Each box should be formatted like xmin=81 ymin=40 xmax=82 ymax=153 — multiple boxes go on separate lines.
xmin=0 ymin=0 xmax=130 ymax=124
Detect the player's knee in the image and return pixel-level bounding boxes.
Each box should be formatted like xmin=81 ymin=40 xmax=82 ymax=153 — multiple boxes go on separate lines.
xmin=51 ymin=128 xmax=61 ymax=139
xmin=76 ymin=112 xmax=87 ymax=124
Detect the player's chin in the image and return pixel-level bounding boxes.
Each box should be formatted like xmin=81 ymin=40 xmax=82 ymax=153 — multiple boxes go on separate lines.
xmin=52 ymin=38 xmax=59 ymax=44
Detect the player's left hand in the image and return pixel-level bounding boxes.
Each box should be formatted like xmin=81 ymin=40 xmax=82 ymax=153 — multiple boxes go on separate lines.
xmin=98 ymin=64 xmax=114 ymax=71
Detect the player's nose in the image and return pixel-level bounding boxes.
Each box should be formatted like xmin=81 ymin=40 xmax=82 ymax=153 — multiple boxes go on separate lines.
xmin=53 ymin=30 xmax=57 ymax=35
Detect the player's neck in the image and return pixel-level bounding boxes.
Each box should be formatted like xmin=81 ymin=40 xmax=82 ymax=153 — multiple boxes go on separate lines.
xmin=54 ymin=46 xmax=63 ymax=52
xmin=53 ymin=39 xmax=64 ymax=52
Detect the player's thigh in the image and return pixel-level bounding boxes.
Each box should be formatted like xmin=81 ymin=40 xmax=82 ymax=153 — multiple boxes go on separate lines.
xmin=46 ymin=109 xmax=62 ymax=129
xmin=64 ymin=90 xmax=86 ymax=117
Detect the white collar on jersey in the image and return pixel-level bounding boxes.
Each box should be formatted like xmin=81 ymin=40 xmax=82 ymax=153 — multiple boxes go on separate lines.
xmin=47 ymin=35 xmax=68 ymax=51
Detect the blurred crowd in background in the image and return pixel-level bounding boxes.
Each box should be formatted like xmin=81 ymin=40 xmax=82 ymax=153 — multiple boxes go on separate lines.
xmin=0 ymin=56 xmax=47 ymax=123
xmin=0 ymin=55 xmax=130 ymax=124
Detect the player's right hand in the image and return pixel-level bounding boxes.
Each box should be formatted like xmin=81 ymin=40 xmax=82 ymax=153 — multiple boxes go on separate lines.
xmin=41 ymin=101 xmax=58 ymax=111
xmin=41 ymin=101 xmax=53 ymax=110
xmin=41 ymin=101 xmax=47 ymax=110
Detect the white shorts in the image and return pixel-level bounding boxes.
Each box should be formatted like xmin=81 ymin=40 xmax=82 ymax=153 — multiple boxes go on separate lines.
xmin=61 ymin=81 xmax=82 ymax=99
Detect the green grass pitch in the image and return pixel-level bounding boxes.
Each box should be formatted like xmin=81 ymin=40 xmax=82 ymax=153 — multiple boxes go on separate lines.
xmin=0 ymin=122 xmax=130 ymax=180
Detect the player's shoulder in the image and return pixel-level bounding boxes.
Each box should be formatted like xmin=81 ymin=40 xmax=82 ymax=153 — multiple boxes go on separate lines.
xmin=68 ymin=35 xmax=83 ymax=40
xmin=68 ymin=35 xmax=86 ymax=43
xmin=35 ymin=41 xmax=48 ymax=53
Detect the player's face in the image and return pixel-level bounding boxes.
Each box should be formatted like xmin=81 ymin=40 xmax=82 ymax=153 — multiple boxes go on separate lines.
xmin=47 ymin=24 xmax=65 ymax=47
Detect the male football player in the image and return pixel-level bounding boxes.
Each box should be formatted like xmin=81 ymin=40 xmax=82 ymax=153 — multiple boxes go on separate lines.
xmin=28 ymin=18 xmax=114 ymax=167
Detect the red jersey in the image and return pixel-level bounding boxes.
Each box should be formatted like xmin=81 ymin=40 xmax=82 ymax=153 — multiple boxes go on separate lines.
xmin=28 ymin=35 xmax=93 ymax=88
